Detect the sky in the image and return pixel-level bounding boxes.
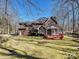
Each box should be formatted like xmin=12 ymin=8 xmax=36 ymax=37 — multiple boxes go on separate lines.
xmin=0 ymin=0 xmax=59 ymax=22
xmin=9 ymin=0 xmax=58 ymax=22
xmin=0 ymin=0 xmax=78 ymax=29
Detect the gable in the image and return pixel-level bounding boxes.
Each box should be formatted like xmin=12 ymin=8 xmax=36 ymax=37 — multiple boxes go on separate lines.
xmin=38 ymin=26 xmax=46 ymax=34
xmin=44 ymin=17 xmax=57 ymax=27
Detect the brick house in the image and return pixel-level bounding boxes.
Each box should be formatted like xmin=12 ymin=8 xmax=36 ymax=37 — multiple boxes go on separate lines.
xmin=18 ymin=16 xmax=63 ymax=38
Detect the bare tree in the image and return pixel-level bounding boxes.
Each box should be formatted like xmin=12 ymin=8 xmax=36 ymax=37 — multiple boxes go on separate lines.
xmin=52 ymin=0 xmax=79 ymax=33
xmin=0 ymin=0 xmax=44 ymax=34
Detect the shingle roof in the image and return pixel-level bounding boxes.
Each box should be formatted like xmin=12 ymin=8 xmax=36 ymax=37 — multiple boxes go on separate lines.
xmin=19 ymin=17 xmax=58 ymax=26
xmin=32 ymin=17 xmax=48 ymax=24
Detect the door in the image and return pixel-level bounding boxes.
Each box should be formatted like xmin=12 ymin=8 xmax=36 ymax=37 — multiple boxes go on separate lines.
xmin=47 ymin=29 xmax=51 ymax=35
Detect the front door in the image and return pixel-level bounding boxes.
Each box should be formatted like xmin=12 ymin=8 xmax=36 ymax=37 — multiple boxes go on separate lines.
xmin=47 ymin=29 xmax=51 ymax=35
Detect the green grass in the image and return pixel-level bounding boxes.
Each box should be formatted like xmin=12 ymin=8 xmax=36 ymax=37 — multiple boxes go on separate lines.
xmin=0 ymin=35 xmax=79 ymax=59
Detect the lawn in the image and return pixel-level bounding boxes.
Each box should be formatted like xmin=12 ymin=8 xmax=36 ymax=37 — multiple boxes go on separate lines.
xmin=0 ymin=35 xmax=79 ymax=59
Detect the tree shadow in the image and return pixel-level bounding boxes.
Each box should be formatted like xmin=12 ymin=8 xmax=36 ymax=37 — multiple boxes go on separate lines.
xmin=0 ymin=46 xmax=42 ymax=59
xmin=71 ymin=33 xmax=79 ymax=39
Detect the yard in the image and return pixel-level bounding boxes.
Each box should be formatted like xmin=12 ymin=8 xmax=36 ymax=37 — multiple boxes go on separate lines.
xmin=0 ymin=35 xmax=79 ymax=59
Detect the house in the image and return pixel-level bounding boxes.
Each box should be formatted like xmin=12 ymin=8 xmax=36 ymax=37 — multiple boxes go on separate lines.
xmin=18 ymin=22 xmax=32 ymax=36
xmin=18 ymin=16 xmax=63 ymax=39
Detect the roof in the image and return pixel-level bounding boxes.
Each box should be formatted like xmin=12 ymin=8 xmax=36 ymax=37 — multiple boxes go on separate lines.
xmin=32 ymin=17 xmax=48 ymax=24
xmin=32 ymin=17 xmax=58 ymax=25
xmin=32 ymin=23 xmax=43 ymax=25
xmin=50 ymin=17 xmax=58 ymax=24
xmin=19 ymin=22 xmax=32 ymax=26
xmin=19 ymin=16 xmax=58 ymax=27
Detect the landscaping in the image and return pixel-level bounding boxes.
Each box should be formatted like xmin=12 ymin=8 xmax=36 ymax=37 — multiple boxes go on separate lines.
xmin=0 ymin=35 xmax=79 ymax=59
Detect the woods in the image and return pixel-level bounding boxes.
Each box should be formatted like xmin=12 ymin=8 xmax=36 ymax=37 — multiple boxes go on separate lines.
xmin=53 ymin=0 xmax=79 ymax=33
xmin=0 ymin=0 xmax=79 ymax=34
